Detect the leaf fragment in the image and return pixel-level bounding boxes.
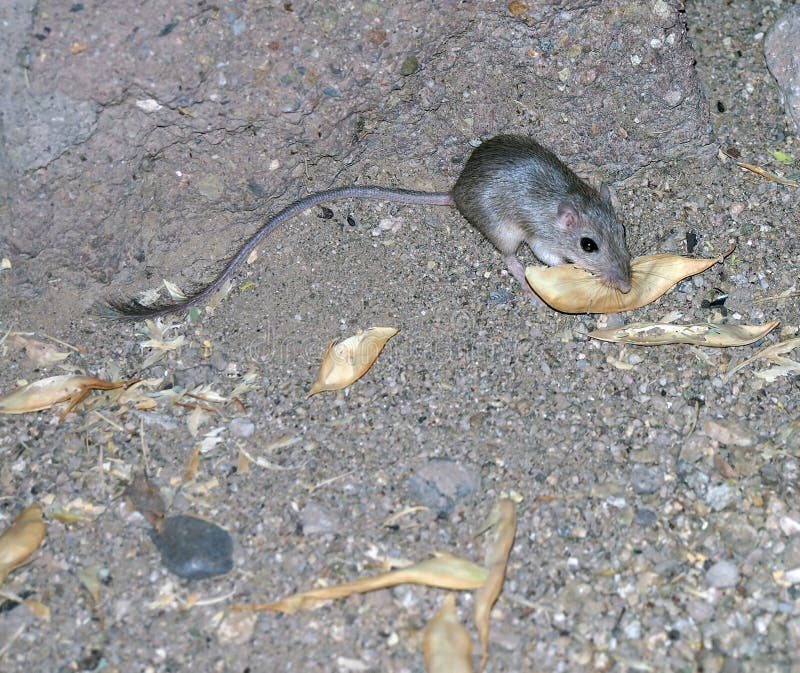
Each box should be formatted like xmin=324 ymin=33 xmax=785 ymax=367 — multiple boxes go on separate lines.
xmin=473 ymin=499 xmax=517 ymax=673
xmin=234 ymin=553 xmax=488 ymax=614
xmin=0 ymin=504 xmax=46 ymax=584
xmin=0 ymin=375 xmax=127 ymax=417
xmin=307 ymin=327 xmax=399 ymax=396
xmin=587 ymin=321 xmax=780 ymax=347
xmin=525 ymin=251 xmax=732 ymax=314
xmin=11 ymin=335 xmax=70 ymax=366
xmin=423 ymin=594 xmax=474 ymax=673
xmin=724 ymin=336 xmax=800 ymax=380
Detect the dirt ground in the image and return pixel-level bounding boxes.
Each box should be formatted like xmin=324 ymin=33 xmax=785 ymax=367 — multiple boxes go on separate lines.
xmin=1 ymin=1 xmax=799 ymax=672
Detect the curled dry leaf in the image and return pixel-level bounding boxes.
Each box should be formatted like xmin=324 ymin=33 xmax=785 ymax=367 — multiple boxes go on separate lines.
xmin=525 ymin=249 xmax=733 ymax=314
xmin=234 ymin=552 xmax=488 ymax=614
xmin=423 ymin=594 xmax=474 ymax=673
xmin=588 ymin=320 xmax=780 ymax=347
xmin=724 ymin=336 xmax=800 ymax=381
xmin=0 ymin=375 xmax=127 ymax=416
xmin=307 ymin=327 xmax=399 ymax=397
xmin=0 ymin=504 xmax=46 ymax=583
xmin=474 ymin=499 xmax=517 ymax=673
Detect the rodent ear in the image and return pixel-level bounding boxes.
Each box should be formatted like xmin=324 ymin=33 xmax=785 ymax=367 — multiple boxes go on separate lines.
xmin=557 ymin=203 xmax=578 ymax=230
xmin=599 ymin=183 xmax=613 ymax=204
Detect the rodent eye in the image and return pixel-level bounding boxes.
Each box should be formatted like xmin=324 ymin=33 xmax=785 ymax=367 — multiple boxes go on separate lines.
xmin=580 ymin=237 xmax=599 ymax=253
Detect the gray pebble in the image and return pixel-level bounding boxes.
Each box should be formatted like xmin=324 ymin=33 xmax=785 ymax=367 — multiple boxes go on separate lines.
xmin=300 ymin=501 xmax=342 ymax=536
xmin=687 ymin=599 xmax=715 ymax=623
xmin=705 ymin=483 xmax=736 ymax=511
xmin=706 ymin=560 xmax=740 ymax=588
xmin=151 ymin=515 xmax=233 ymax=580
xmin=406 ymin=458 xmax=479 ymax=517
xmin=488 ymin=289 xmax=513 ymax=305
xmin=760 ymin=462 xmax=780 ymax=485
xmin=631 ymin=464 xmax=663 ymax=495
xmin=634 ymin=507 xmax=657 ymax=527
xmin=702 ymin=418 xmax=756 ymax=447
xmin=229 ymin=417 xmax=255 ymax=438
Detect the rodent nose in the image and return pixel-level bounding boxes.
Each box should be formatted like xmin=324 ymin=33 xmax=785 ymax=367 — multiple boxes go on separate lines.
xmin=607 ymin=274 xmax=631 ymax=294
xmin=616 ymin=278 xmax=632 ymax=294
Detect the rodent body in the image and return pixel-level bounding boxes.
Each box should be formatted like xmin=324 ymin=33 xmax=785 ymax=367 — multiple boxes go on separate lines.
xmin=104 ymin=135 xmax=632 ymax=319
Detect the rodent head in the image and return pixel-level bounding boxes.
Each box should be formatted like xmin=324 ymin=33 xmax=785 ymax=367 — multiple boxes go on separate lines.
xmin=534 ymin=191 xmax=632 ymax=293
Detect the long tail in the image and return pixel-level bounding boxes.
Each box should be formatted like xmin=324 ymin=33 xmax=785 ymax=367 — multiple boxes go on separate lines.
xmin=98 ymin=186 xmax=454 ymax=320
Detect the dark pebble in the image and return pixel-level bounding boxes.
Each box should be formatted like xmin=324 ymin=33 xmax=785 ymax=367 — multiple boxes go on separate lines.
xmin=151 ymin=515 xmax=233 ymax=580
xmin=159 ymin=20 xmax=179 ymax=37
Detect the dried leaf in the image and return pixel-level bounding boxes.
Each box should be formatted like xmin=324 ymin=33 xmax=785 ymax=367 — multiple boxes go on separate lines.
xmin=736 ymin=161 xmax=798 ymax=187
xmin=23 ymin=598 xmax=50 ymax=621
xmin=234 ymin=552 xmax=488 ymax=614
xmin=525 ymin=251 xmax=732 ymax=314
xmin=46 ymin=508 xmax=88 ymax=524
xmin=587 ymin=321 xmax=779 ymax=347
xmin=0 ymin=375 xmax=126 ymax=415
xmin=474 ymin=499 xmax=516 ymax=673
xmin=77 ymin=566 xmax=102 ymax=607
xmin=307 ymin=327 xmax=399 ymax=396
xmin=0 ymin=504 xmax=46 ymax=583
xmin=11 ymin=335 xmax=70 ymax=366
xmin=184 ymin=445 xmax=201 ymax=482
xmin=123 ymin=473 xmax=166 ymax=529
xmin=754 ymin=357 xmax=800 ymax=382
xmin=163 ymin=279 xmax=188 ymax=301
xmin=725 ymin=336 xmax=800 ymax=380
xmin=423 ymin=594 xmax=474 ymax=673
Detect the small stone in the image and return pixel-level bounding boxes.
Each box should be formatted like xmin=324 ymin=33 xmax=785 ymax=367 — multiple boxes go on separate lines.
xmin=631 ymin=464 xmax=662 ymax=495
xmin=705 ymin=483 xmax=736 ymax=511
xmin=702 ymin=418 xmax=756 ymax=447
xmin=664 ymin=89 xmax=683 ymax=106
xmin=687 ymin=599 xmax=715 ymax=623
xmin=229 ymin=417 xmax=255 ymax=438
xmin=784 ymin=567 xmax=800 ymax=584
xmin=217 ymin=610 xmax=257 ymax=645
xmin=783 ymin=537 xmax=800 ymax=568
xmin=300 ymin=502 xmax=342 ymax=535
xmin=488 ymin=289 xmax=512 ymax=305
xmin=634 ymin=507 xmax=657 ymax=527
xmin=195 ymin=174 xmax=225 ymax=201
xmin=761 ymin=462 xmax=780 ymax=484
xmin=719 ymin=519 xmax=758 ymax=556
xmin=679 ymin=435 xmax=708 ymax=463
xmin=151 ymin=515 xmax=234 ymax=580
xmin=400 ymin=56 xmax=420 ymax=76
xmin=705 ymin=560 xmax=740 ymax=588
xmin=780 ymin=514 xmax=800 ymax=537
xmin=406 ymin=458 xmax=479 ymax=517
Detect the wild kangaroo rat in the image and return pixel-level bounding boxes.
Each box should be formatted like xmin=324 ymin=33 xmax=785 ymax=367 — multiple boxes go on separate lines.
xmin=103 ymin=134 xmax=632 ymax=319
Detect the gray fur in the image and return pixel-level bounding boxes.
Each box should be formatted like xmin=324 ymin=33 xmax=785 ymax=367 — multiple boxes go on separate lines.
xmin=452 ymin=135 xmax=632 ymax=292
